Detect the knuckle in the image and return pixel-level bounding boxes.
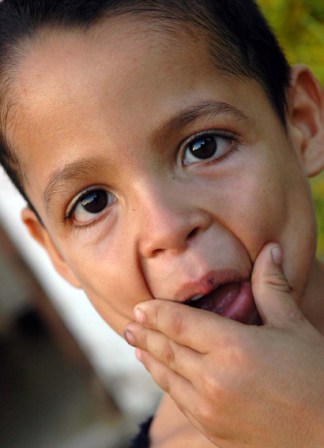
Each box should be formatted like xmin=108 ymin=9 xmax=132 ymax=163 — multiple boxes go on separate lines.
xmin=169 ymin=309 xmax=185 ymax=337
xmin=200 ymin=334 xmax=255 ymax=397
xmin=154 ymin=366 xmax=170 ymax=392
xmin=198 ymin=403 xmax=212 ymax=425
xmin=228 ymin=334 xmax=252 ymax=366
xmin=154 ymin=304 xmax=164 ymax=328
xmin=202 ymin=374 xmax=235 ymax=412
xmin=288 ymin=308 xmax=306 ymax=324
xmin=137 ymin=329 xmax=148 ymax=349
xmin=254 ymin=274 xmax=292 ymax=296
xmin=202 ymin=371 xmax=222 ymax=397
xmin=196 ymin=398 xmax=218 ymax=428
xmin=162 ymin=340 xmax=175 ymax=366
xmin=221 ymin=330 xmax=253 ymax=370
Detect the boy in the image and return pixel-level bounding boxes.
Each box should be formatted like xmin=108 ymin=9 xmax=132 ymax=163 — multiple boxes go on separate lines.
xmin=0 ymin=0 xmax=323 ymax=446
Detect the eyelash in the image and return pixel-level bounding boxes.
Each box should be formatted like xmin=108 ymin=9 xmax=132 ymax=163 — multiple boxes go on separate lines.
xmin=180 ymin=129 xmax=237 ymax=167
xmin=64 ymin=187 xmax=113 ymax=225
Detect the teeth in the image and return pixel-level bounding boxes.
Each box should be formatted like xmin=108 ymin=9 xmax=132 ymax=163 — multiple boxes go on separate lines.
xmin=188 ymin=294 xmax=204 ymax=302
xmin=186 ymin=284 xmax=220 ymax=303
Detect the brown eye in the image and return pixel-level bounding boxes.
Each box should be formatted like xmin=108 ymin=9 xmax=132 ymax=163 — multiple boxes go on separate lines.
xmin=188 ymin=136 xmax=217 ymax=159
xmin=80 ymin=190 xmax=108 ymax=214
xmin=183 ymin=132 xmax=234 ymax=166
xmin=67 ymin=188 xmax=116 ymax=225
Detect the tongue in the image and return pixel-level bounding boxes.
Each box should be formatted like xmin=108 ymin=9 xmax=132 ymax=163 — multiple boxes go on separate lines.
xmin=190 ymin=282 xmax=241 ymax=314
xmin=188 ymin=282 xmax=259 ymax=324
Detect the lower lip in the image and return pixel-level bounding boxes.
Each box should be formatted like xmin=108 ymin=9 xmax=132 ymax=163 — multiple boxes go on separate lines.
xmin=189 ymin=282 xmax=260 ymax=325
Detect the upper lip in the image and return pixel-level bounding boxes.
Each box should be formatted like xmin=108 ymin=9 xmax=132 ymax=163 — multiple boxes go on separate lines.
xmin=174 ymin=270 xmax=247 ymax=302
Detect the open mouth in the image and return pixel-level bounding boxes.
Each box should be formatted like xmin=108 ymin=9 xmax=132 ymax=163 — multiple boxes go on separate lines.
xmin=185 ymin=281 xmax=261 ymax=325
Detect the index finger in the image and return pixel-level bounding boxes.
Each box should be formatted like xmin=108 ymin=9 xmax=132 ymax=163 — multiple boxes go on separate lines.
xmin=134 ymin=300 xmax=242 ymax=353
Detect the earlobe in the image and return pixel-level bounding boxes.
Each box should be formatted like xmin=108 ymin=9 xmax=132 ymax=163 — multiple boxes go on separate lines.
xmin=287 ymin=65 xmax=324 ymax=177
xmin=21 ymin=207 xmax=81 ymax=289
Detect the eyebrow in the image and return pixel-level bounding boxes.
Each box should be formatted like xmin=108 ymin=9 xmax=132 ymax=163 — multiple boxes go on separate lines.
xmin=155 ymin=100 xmax=250 ymax=143
xmin=43 ymin=100 xmax=249 ymax=213
xmin=43 ymin=158 xmax=105 ymax=213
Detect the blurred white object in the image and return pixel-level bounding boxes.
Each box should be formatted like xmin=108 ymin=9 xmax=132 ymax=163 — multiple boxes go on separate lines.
xmin=0 ymin=168 xmax=160 ymax=418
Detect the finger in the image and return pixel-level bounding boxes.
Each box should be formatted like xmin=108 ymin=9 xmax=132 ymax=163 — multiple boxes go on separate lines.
xmin=125 ymin=322 xmax=202 ymax=382
xmin=252 ymin=243 xmax=305 ymax=328
xmin=136 ymin=348 xmax=201 ymax=420
xmin=137 ymin=349 xmax=226 ymax=443
xmin=133 ymin=299 xmax=240 ymax=353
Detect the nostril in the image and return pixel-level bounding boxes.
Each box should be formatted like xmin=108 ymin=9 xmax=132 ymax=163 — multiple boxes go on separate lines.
xmin=187 ymin=227 xmax=200 ymax=240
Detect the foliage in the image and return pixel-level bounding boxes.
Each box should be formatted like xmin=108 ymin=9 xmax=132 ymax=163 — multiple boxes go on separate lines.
xmin=312 ymin=176 xmax=324 ymax=255
xmin=259 ymin=0 xmax=324 ymax=81
xmin=258 ymin=0 xmax=324 ymax=256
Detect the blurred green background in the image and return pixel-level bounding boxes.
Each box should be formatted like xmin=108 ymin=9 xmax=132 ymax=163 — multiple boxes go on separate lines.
xmin=259 ymin=0 xmax=324 ymax=256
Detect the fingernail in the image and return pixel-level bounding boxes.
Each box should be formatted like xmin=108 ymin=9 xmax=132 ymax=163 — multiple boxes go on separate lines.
xmin=134 ymin=307 xmax=146 ymax=324
xmin=124 ymin=329 xmax=135 ymax=346
xmin=271 ymin=245 xmax=282 ymax=267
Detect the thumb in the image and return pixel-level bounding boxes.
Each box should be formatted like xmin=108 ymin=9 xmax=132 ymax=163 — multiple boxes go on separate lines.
xmin=252 ymin=243 xmax=303 ymax=328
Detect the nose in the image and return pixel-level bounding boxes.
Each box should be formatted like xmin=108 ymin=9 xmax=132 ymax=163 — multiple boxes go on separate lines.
xmin=136 ymin=182 xmax=211 ymax=258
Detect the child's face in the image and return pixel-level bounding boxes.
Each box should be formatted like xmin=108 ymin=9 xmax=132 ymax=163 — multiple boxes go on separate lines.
xmin=11 ymin=19 xmax=320 ymax=335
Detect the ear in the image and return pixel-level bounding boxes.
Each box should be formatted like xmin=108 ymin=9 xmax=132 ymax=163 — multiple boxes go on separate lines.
xmin=22 ymin=207 xmax=81 ymax=289
xmin=287 ymin=65 xmax=324 ymax=177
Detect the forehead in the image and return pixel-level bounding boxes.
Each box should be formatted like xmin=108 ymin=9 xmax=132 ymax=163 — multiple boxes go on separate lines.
xmin=10 ymin=17 xmax=213 ymax=150
xmin=13 ymin=16 xmax=209 ymax=108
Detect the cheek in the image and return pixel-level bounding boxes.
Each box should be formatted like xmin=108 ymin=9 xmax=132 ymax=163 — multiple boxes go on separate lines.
xmin=61 ymin=241 xmax=151 ymax=332
xmin=279 ymin=185 xmax=317 ymax=298
xmin=84 ymin=287 xmax=135 ymax=336
xmin=228 ymin=163 xmax=316 ymax=296
xmin=74 ymin=269 xmax=143 ymax=335
xmin=206 ymin=167 xmax=289 ymax=258
xmin=203 ymin=150 xmax=316 ymax=295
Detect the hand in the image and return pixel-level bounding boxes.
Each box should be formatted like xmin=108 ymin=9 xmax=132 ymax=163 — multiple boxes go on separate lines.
xmin=125 ymin=244 xmax=324 ymax=447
